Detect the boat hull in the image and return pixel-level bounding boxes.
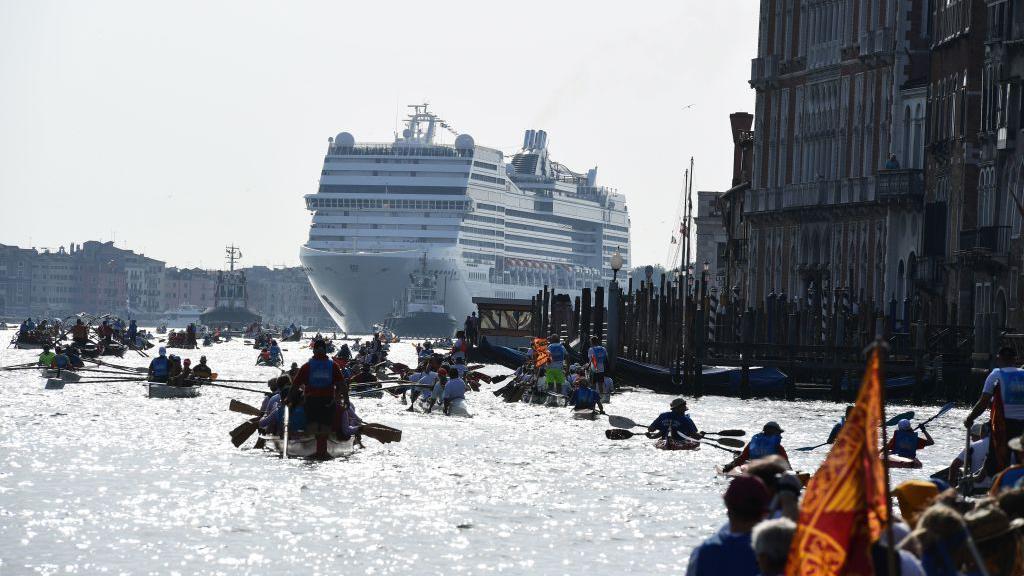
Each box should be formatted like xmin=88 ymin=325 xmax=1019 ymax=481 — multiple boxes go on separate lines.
xmin=655 ymin=437 xmax=700 ymax=451
xmin=263 ymin=434 xmax=355 ymax=459
xmin=148 ymin=383 xmax=201 ymax=398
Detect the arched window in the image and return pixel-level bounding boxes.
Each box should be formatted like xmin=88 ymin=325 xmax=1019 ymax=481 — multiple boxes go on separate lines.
xmin=903 ymin=105 xmax=912 ymax=166
xmin=913 ymin=104 xmax=924 ymax=168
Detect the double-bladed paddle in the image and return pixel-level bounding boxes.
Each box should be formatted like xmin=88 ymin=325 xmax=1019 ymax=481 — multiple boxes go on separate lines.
xmin=915 ymin=402 xmax=955 ymax=430
xmin=604 ymin=429 xmax=745 ymax=449
xmin=796 ymin=409 xmax=918 ymax=451
xmin=607 ymin=414 xmax=745 ymax=437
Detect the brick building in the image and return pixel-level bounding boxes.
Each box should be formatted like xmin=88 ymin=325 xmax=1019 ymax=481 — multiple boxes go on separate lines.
xmin=743 ymin=0 xmax=930 ymax=320
xmin=161 ymin=268 xmax=217 ymax=312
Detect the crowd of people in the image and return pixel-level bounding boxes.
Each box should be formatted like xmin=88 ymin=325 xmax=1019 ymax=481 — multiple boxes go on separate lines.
xmin=146 ymin=347 xmax=214 ymax=385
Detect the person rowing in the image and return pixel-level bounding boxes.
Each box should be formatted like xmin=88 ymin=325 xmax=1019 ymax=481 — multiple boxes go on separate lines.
xmin=37 ymin=345 xmax=56 ymax=367
xmin=949 ymin=422 xmax=990 ymax=486
xmin=587 ymin=336 xmax=609 ymax=390
xmin=648 ymin=398 xmax=701 ymax=441
xmin=148 ymin=347 xmax=170 ymax=383
xmin=441 ymin=365 xmax=467 ymax=415
xmin=886 ymin=418 xmax=934 ymax=461
xmin=50 ymin=346 xmax=73 ymax=371
xmin=71 ymin=318 xmax=89 ymax=346
xmin=827 ymin=406 xmax=853 ymax=444
xmin=546 ymin=334 xmax=568 ymax=393
xmin=568 ymin=378 xmax=604 ymax=414
xmin=964 ymin=346 xmax=1024 ymax=481
xmin=723 ymin=422 xmax=789 ymax=472
xmin=65 ymin=346 xmax=84 ymax=368
xmin=191 ymin=356 xmax=212 ymax=379
xmin=425 ymin=367 xmax=449 ymax=413
xmin=288 ymin=338 xmax=349 ymax=456
xmin=257 ymin=347 xmax=271 ymax=365
xmin=268 ymin=340 xmax=282 ymax=365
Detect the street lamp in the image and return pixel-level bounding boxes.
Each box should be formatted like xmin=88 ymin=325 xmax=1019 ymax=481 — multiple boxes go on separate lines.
xmin=611 ymin=251 xmax=624 ymax=282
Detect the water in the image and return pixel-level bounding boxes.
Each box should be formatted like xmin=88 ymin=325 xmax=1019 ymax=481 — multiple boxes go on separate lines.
xmin=0 ymin=329 xmax=972 ymax=575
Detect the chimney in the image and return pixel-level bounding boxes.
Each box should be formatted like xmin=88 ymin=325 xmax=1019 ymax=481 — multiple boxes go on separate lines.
xmin=729 ymin=112 xmax=754 ymax=187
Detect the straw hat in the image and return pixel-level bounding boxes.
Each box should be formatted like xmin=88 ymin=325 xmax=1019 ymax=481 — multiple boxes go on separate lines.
xmin=965 ymin=506 xmax=1024 ymax=543
xmin=893 ymin=480 xmax=939 ymax=528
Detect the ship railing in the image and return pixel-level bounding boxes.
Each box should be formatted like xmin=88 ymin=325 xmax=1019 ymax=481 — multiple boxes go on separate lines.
xmin=327 ymin=143 xmax=474 ymax=158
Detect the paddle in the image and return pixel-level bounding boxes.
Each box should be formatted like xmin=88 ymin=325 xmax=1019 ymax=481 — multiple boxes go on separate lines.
xmin=604 ymin=429 xmax=742 ymax=453
xmin=797 ymin=409 xmax=918 ymax=452
xmin=606 ymin=414 xmax=745 ymax=437
xmin=490 ymin=374 xmax=511 ymax=384
xmin=467 ymin=371 xmax=492 ymax=384
xmin=230 ymin=399 xmax=263 ymax=417
xmin=915 ymin=402 xmax=955 ymax=430
xmin=230 ymin=418 xmax=260 ymax=447
xmin=360 ymin=423 xmax=402 ymax=444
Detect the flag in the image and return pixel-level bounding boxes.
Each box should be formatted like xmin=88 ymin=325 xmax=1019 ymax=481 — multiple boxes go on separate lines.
xmin=786 ymin=348 xmax=888 ymax=576
xmin=532 ymin=337 xmax=551 ymax=367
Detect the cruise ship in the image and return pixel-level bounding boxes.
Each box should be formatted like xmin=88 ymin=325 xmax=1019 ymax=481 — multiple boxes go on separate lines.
xmin=299 ymin=104 xmax=631 ymax=334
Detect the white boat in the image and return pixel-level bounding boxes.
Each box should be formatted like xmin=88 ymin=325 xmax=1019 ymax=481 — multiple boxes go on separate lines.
xmin=262 ymin=434 xmax=355 ymax=459
xmin=147 ymin=382 xmax=201 ymax=398
xmin=299 ymin=104 xmax=632 ymax=333
xmin=447 ymin=398 xmax=471 ymax=417
xmin=158 ymin=305 xmax=204 ymax=330
xmin=572 ymin=408 xmax=598 ymax=420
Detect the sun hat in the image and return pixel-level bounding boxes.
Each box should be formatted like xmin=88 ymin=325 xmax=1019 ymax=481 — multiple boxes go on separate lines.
xmin=893 ymin=480 xmax=940 ymax=527
xmin=764 ymin=421 xmax=784 ymax=434
xmin=965 ymin=506 xmax=1024 ymax=543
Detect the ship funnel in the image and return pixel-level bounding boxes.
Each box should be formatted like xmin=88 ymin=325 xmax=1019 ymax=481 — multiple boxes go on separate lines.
xmin=536 ymin=130 xmax=547 ymax=151
xmin=586 ymin=168 xmax=598 ymax=187
xmin=523 ymin=129 xmax=534 ymax=150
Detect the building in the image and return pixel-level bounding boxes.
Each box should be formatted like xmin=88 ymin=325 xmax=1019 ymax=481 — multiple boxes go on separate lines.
xmin=31 ymin=246 xmax=76 ymax=319
xmin=695 ymin=190 xmax=728 ymax=290
xmin=246 ymin=266 xmax=334 ymax=328
xmin=161 ymin=268 xmax=216 ymax=312
xmin=0 ymin=244 xmax=37 ymax=319
xmin=743 ymin=0 xmax=930 ymax=319
xmin=719 ymin=112 xmax=756 ymax=298
xmin=75 ymin=243 xmax=127 ymax=315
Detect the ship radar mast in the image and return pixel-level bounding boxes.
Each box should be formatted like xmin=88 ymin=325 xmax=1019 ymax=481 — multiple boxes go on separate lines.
xmin=225 ymin=245 xmax=242 ymax=272
xmin=402 ymin=103 xmax=459 ymax=144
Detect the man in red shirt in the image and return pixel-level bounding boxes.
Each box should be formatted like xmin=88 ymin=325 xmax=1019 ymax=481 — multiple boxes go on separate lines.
xmin=289 ymin=339 xmax=349 ymax=451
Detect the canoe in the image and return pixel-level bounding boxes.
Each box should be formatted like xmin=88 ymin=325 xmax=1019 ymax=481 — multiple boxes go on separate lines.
xmin=884 ymin=455 xmax=923 ymax=469
xmin=544 ymin=394 xmax=564 ymax=407
xmin=572 ymin=408 xmax=598 ymax=420
xmin=40 ymin=368 xmax=81 ymax=383
xmin=447 ymin=398 xmax=471 ymax=417
xmin=262 ymin=434 xmax=355 ymax=459
xmin=148 ymin=382 xmax=201 ymax=399
xmin=655 ymin=437 xmax=701 ymax=451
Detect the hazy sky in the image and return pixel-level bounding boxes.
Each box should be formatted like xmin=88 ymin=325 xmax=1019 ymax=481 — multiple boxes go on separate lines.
xmin=0 ymin=1 xmax=758 ymax=270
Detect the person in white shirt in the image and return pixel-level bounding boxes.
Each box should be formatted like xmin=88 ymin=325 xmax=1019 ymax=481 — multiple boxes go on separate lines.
xmin=964 ymin=346 xmax=1024 ymax=477
xmin=949 ymin=422 xmax=991 ymax=485
xmin=442 ymin=367 xmax=467 ymax=415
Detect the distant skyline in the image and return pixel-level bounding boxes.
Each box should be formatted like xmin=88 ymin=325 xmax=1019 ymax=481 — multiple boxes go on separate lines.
xmin=0 ymin=1 xmax=758 ymax=270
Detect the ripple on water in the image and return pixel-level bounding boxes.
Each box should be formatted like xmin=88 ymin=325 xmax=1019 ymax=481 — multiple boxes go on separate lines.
xmin=0 ymin=329 xmax=969 ymax=574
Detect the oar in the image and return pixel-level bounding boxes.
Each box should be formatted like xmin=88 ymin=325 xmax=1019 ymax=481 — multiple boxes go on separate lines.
xmin=490 ymin=374 xmax=511 ymax=384
xmin=189 ymin=380 xmax=266 ymax=395
xmin=915 ymin=402 xmax=955 ymax=430
xmin=229 ymin=399 xmax=263 ymax=417
xmin=708 ymin=436 xmax=746 ymax=448
xmin=604 ymin=429 xmax=741 ymax=454
xmin=360 ymin=423 xmax=402 ymax=444
xmin=797 ymin=409 xmax=918 ymax=451
xmin=230 ymin=417 xmax=260 ymax=447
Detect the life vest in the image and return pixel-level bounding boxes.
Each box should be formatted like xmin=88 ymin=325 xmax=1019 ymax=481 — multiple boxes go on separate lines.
xmin=548 ymin=343 xmax=566 ymax=364
xmin=589 ymin=346 xmax=608 ymax=372
xmin=893 ymin=429 xmax=920 ymax=459
xmin=307 ymin=358 xmax=335 ymax=393
xmin=150 ymin=356 xmax=169 ymax=378
xmin=453 ymin=339 xmax=467 ymax=355
xmin=748 ymin=433 xmax=782 ymax=459
xmin=691 ymin=528 xmax=758 ymax=576
xmin=574 ymin=387 xmax=600 ymax=408
xmin=996 ymin=466 xmax=1024 ymax=493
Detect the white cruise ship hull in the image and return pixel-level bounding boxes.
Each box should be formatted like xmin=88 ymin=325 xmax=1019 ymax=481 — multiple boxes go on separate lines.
xmin=301 ymin=245 xmax=576 ymax=334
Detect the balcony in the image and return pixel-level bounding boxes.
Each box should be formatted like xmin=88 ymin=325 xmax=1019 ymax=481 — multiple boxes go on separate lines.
xmin=876 ymin=169 xmax=924 ymax=202
xmin=959 ymin=225 xmax=1010 ymax=270
xmin=750 ymin=55 xmax=779 ymax=89
xmin=859 ymin=27 xmax=894 ymax=64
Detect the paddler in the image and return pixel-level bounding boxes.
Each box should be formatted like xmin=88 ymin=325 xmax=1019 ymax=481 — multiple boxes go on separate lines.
xmin=568 ymin=378 xmax=605 ymax=414
xmin=37 ymin=345 xmax=56 ymax=367
xmin=126 ymin=319 xmax=138 ymax=346
xmin=71 ymin=318 xmax=89 ymax=346
xmin=648 ymin=398 xmax=701 ymax=441
xmin=51 ymin=346 xmax=73 ymax=371
xmin=546 ymin=334 xmax=567 ymax=393
xmin=269 ymin=340 xmax=282 ymax=365
xmin=179 ymin=358 xmax=193 ymax=383
xmin=964 ymin=346 xmax=1024 ymax=478
xmin=723 ymin=422 xmax=789 ymax=472
xmin=826 ymin=406 xmax=853 ymax=444
xmin=442 ymin=365 xmax=467 ymax=415
xmin=949 ymin=422 xmax=990 ymax=485
xmin=148 ymin=347 xmax=170 ymax=383
xmin=425 ymin=367 xmax=448 ymax=413
xmin=990 ymin=431 xmax=1024 ymax=494
xmin=886 ymin=418 xmax=934 ymax=460
xmin=257 ymin=347 xmax=271 ymax=365
xmin=192 ymin=356 xmax=212 ymax=379
xmin=288 ymin=339 xmax=349 ymax=446
xmin=451 ymin=330 xmax=469 ymax=364
xmin=66 ymin=346 xmax=84 ymax=368
xmin=587 ymin=336 xmax=609 ymax=389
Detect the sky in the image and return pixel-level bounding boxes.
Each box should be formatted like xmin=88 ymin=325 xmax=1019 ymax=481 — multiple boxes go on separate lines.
xmin=0 ymin=0 xmax=758 ymax=270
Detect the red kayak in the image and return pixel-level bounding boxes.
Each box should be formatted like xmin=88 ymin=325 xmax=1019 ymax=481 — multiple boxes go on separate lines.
xmin=656 ymin=437 xmax=700 ymax=451
xmin=884 ymin=455 xmax=923 ymax=469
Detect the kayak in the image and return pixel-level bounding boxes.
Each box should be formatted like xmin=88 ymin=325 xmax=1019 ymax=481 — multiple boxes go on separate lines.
xmin=884 ymin=455 xmax=923 ymax=469
xmin=148 ymin=382 xmax=201 ymax=399
xmin=262 ymin=434 xmax=355 ymax=459
xmin=572 ymin=408 xmax=598 ymax=420
xmin=656 ymin=437 xmax=700 ymax=451
xmin=447 ymin=398 xmax=471 ymax=417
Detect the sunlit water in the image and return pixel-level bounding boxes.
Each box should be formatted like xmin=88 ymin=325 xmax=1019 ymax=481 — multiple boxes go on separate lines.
xmin=0 ymin=328 xmax=972 ymax=574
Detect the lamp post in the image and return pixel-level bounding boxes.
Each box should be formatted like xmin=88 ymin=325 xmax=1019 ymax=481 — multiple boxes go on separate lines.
xmin=607 ymin=250 xmax=624 ymax=372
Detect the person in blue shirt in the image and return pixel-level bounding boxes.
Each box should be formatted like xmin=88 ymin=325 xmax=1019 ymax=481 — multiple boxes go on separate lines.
xmin=148 ymin=347 xmax=170 ymax=383
xmin=587 ymin=336 xmax=609 ymax=388
xmin=887 ymin=418 xmax=934 ymax=460
xmin=827 ymin=405 xmax=854 ymax=444
xmin=724 ymin=422 xmax=789 ymax=472
xmin=269 ymin=340 xmax=283 ymax=364
xmin=65 ymin=346 xmax=84 ymax=368
xmin=126 ymin=319 xmax=138 ymax=346
xmin=648 ymin=398 xmax=701 ymax=440
xmin=686 ymin=474 xmax=768 ymax=576
xmin=546 ymin=334 xmax=567 ymax=393
xmin=568 ymin=379 xmax=605 ymax=414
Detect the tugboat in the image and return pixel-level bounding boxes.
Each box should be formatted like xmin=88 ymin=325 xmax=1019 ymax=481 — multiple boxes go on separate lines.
xmin=380 ymin=253 xmax=457 ymax=338
xmin=199 ymin=245 xmax=262 ymax=330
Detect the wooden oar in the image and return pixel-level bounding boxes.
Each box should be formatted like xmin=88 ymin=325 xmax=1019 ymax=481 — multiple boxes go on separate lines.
xmin=797 ymin=409 xmax=918 ymax=451
xmin=467 ymin=371 xmax=492 ymax=384
xmin=230 ymin=418 xmax=260 ymax=447
xmin=188 ymin=380 xmax=265 ymax=395
xmin=490 ymin=374 xmax=511 ymax=384
xmin=360 ymin=423 xmax=402 ymax=443
xmin=229 ymin=399 xmax=263 ymax=417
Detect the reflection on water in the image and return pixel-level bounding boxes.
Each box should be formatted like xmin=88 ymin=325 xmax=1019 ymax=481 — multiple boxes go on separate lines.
xmin=0 ymin=330 xmax=968 ymax=574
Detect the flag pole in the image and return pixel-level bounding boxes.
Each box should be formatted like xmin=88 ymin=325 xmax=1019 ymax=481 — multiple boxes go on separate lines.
xmin=873 ymin=337 xmax=898 ymax=576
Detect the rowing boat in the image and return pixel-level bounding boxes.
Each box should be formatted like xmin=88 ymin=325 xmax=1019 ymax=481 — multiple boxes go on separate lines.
xmin=40 ymin=368 xmax=81 ymax=383
xmin=262 ymin=434 xmax=355 ymax=459
xmin=572 ymin=408 xmax=598 ymax=420
xmin=447 ymin=398 xmax=471 ymax=417
xmin=148 ymin=382 xmax=201 ymax=399
xmin=655 ymin=437 xmax=701 ymax=451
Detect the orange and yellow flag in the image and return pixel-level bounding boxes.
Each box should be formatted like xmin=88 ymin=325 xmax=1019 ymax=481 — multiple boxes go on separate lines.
xmin=532 ymin=337 xmax=551 ymax=367
xmin=786 ymin=348 xmax=888 ymax=576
